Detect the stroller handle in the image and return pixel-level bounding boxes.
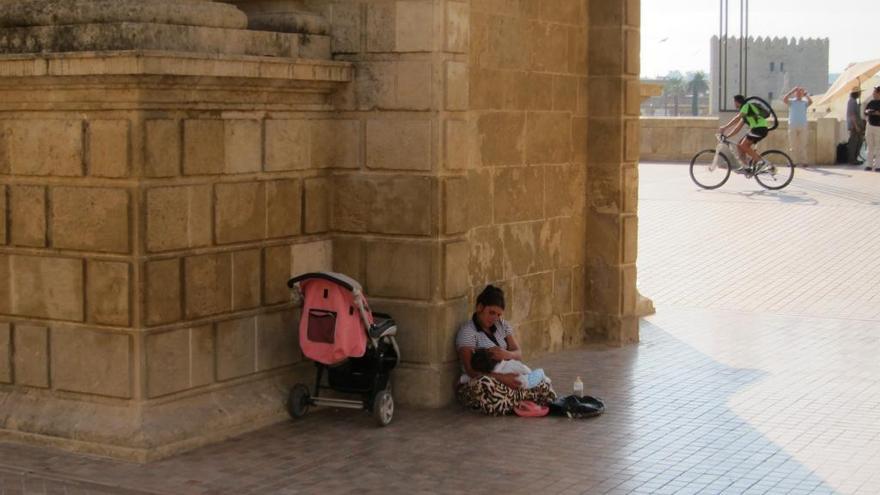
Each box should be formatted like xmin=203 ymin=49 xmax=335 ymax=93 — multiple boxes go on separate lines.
xmin=287 ymin=272 xmax=356 ymax=291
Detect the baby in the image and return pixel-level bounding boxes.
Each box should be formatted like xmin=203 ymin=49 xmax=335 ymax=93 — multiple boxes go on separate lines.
xmin=470 ymin=348 xmax=550 ymax=389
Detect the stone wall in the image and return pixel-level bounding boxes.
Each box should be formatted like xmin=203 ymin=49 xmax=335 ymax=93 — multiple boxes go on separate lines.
xmin=0 ymin=11 xmax=352 ymax=459
xmin=640 ymin=117 xmax=831 ymax=163
xmin=0 ymin=0 xmax=641 ymax=460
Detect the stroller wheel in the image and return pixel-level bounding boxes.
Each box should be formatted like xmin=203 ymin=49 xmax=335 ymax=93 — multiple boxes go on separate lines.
xmin=287 ymin=384 xmax=310 ymax=419
xmin=372 ymin=390 xmax=394 ymax=427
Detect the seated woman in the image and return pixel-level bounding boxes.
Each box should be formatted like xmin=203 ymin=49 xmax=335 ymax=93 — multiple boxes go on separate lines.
xmin=455 ymin=285 xmax=556 ymax=415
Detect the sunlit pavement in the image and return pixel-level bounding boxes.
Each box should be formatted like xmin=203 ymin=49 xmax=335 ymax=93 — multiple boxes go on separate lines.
xmin=1 ymin=163 xmax=880 ymax=494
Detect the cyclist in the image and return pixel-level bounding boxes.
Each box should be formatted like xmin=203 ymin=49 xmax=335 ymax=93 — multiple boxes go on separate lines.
xmin=719 ymin=94 xmax=770 ymax=172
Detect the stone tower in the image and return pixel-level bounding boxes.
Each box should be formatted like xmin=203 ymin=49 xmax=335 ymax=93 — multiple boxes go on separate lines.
xmin=0 ymin=0 xmax=642 ymax=460
xmin=710 ymin=36 xmax=829 ymax=111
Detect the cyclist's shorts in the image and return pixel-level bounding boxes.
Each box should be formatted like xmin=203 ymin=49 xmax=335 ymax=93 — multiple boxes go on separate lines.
xmin=745 ymin=127 xmax=768 ymax=143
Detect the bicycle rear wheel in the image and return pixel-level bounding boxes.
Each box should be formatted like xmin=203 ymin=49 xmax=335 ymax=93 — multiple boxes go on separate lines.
xmin=689 ymin=149 xmax=731 ymax=189
xmin=755 ymin=150 xmax=795 ymax=190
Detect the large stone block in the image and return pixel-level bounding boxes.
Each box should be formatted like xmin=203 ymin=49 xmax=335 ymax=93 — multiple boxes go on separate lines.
xmin=553 ymin=268 xmax=573 ymax=314
xmin=588 ymin=27 xmax=624 ymax=76
xmin=468 ymin=226 xmax=504 ymax=287
xmin=396 ymin=0 xmax=433 ymax=52
xmin=52 ymin=327 xmax=131 ymax=398
xmin=184 ymin=253 xmax=232 ymax=319
xmin=265 ymin=120 xmax=310 ymax=171
xmin=146 ymin=185 xmax=212 ymax=253
xmin=231 ymin=249 xmax=261 ymax=311
xmin=445 ymin=1 xmax=469 ymax=53
xmin=256 ymin=310 xmax=300 ymax=371
xmin=183 ymin=120 xmax=225 ymax=175
xmin=144 ymin=119 xmax=181 ymax=177
xmin=369 ymin=299 xmax=467 ymax=365
xmin=215 ymin=181 xmax=266 ymax=244
xmin=10 ymin=255 xmax=83 ymax=321
xmin=326 ymin=2 xmax=361 ymax=53
xmin=586 ymin=212 xmax=622 ymax=265
xmin=303 ymin=177 xmax=330 ymax=234
xmin=392 ymin=363 xmax=458 ymax=407
xmin=332 ymin=175 xmax=372 ymax=233
xmin=477 ymin=113 xmax=524 ymax=166
xmin=467 ymin=169 xmax=493 ymax=228
xmin=553 ymin=76 xmax=579 ymax=112
xmin=518 ymin=73 xmax=554 ymax=111
xmin=366 ymin=120 xmax=432 ymax=171
xmin=526 ymin=112 xmax=572 ymax=164
xmin=332 ymin=237 xmax=364 ymax=282
xmin=510 ymin=272 xmax=554 ymax=322
xmin=13 ymin=324 xmax=49 ymax=388
xmin=0 ymin=120 xmax=83 ymax=176
xmin=263 ymin=245 xmax=292 ymax=305
xmin=443 ymin=176 xmax=469 ymax=235
xmin=445 ymin=61 xmax=469 ymax=111
xmin=365 ymin=241 xmax=435 ymax=300
xmin=368 ymin=176 xmax=434 ymax=235
xmin=529 ymin=21 xmax=569 ymax=73
xmin=396 ymin=61 xmax=433 ymax=110
xmin=145 ymin=328 xmax=189 ymax=398
xmin=493 ymin=166 xmax=543 ymax=223
xmin=0 ymin=186 xmax=5 ymax=245
xmin=9 ymin=185 xmax=46 ymax=247
xmin=145 ymin=325 xmax=214 ymax=398
xmin=482 ymin=15 xmax=528 ymax=70
xmin=86 ymin=260 xmax=130 ymax=326
xmin=145 ymin=258 xmax=181 ymax=326
xmin=444 ymin=241 xmax=469 ymax=299
xmin=266 ymin=179 xmax=302 ymax=238
xmin=88 ymin=120 xmax=130 ymax=178
xmin=588 ymin=118 xmax=623 ymax=165
xmin=544 ymin=163 xmax=582 ymax=218
xmin=502 ymin=222 xmax=541 ymax=277
xmin=444 ymin=119 xmax=471 ymax=170
xmin=291 ymin=240 xmax=333 ymax=277
xmin=366 ymin=2 xmax=395 ymax=52
xmin=0 ymin=322 xmax=9 ymax=383
xmin=51 ymin=187 xmax=130 ymax=254
xmin=312 ymin=120 xmax=360 ymax=169
xmin=224 ymin=120 xmax=262 ymax=174
xmin=216 ymin=317 xmax=256 ymax=381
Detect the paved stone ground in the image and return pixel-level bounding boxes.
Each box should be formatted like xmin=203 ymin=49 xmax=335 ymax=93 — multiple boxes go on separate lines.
xmin=2 ymin=163 xmax=880 ymax=494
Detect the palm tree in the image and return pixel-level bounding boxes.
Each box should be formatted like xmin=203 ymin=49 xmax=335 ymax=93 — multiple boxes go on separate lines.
xmin=687 ymin=71 xmax=710 ymax=116
xmin=663 ymin=71 xmax=686 ymax=116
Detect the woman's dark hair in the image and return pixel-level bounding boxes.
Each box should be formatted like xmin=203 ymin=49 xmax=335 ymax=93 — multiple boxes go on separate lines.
xmin=471 ymin=349 xmax=498 ymax=373
xmin=476 ymin=284 xmax=505 ymax=309
xmin=733 ymin=94 xmax=746 ymax=105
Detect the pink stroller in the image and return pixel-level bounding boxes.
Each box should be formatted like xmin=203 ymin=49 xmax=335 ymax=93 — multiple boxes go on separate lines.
xmin=286 ymin=272 xmax=400 ymax=426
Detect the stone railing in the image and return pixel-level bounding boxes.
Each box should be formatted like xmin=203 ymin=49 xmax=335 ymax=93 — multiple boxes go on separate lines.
xmin=640 ymin=117 xmax=840 ymax=164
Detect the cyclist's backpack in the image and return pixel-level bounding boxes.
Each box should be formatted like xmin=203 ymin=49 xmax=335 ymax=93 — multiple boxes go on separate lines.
xmin=743 ymin=96 xmax=778 ymax=131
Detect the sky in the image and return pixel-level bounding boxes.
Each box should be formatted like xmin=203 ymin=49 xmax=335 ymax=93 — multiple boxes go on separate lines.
xmin=641 ymin=0 xmax=880 ymax=79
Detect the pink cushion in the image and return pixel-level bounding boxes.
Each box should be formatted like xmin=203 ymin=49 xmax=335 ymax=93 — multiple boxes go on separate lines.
xmin=513 ymin=400 xmax=549 ymax=417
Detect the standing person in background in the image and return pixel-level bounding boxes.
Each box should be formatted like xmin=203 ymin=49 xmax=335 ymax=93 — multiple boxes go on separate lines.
xmin=783 ymin=86 xmax=812 ymax=167
xmin=864 ymin=86 xmax=880 ymax=171
xmin=847 ymin=89 xmax=865 ymax=166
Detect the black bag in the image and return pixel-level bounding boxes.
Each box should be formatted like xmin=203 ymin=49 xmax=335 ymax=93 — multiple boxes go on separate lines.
xmin=836 ymin=142 xmax=848 ymax=164
xmin=548 ymin=394 xmax=605 ymax=418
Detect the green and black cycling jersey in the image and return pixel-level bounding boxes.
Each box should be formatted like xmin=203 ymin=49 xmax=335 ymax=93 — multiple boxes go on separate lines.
xmin=740 ymin=102 xmax=769 ymax=129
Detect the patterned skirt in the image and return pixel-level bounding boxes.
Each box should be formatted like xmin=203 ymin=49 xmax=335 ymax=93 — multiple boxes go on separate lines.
xmin=456 ymin=376 xmax=557 ymax=416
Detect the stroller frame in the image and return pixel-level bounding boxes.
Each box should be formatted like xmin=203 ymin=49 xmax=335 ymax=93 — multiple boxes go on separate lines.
xmin=286 ymin=272 xmax=400 ymax=426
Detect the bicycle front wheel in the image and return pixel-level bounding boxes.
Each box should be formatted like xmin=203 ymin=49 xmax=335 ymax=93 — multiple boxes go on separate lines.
xmin=689 ymin=149 xmax=731 ymax=189
xmin=755 ymin=150 xmax=795 ymax=190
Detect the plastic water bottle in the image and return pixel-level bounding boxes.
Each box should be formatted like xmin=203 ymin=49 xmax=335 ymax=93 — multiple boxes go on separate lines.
xmin=573 ymin=376 xmax=583 ymax=398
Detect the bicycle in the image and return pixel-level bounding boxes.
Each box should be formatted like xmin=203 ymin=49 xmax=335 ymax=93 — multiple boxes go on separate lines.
xmin=689 ymin=134 xmax=795 ymax=190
